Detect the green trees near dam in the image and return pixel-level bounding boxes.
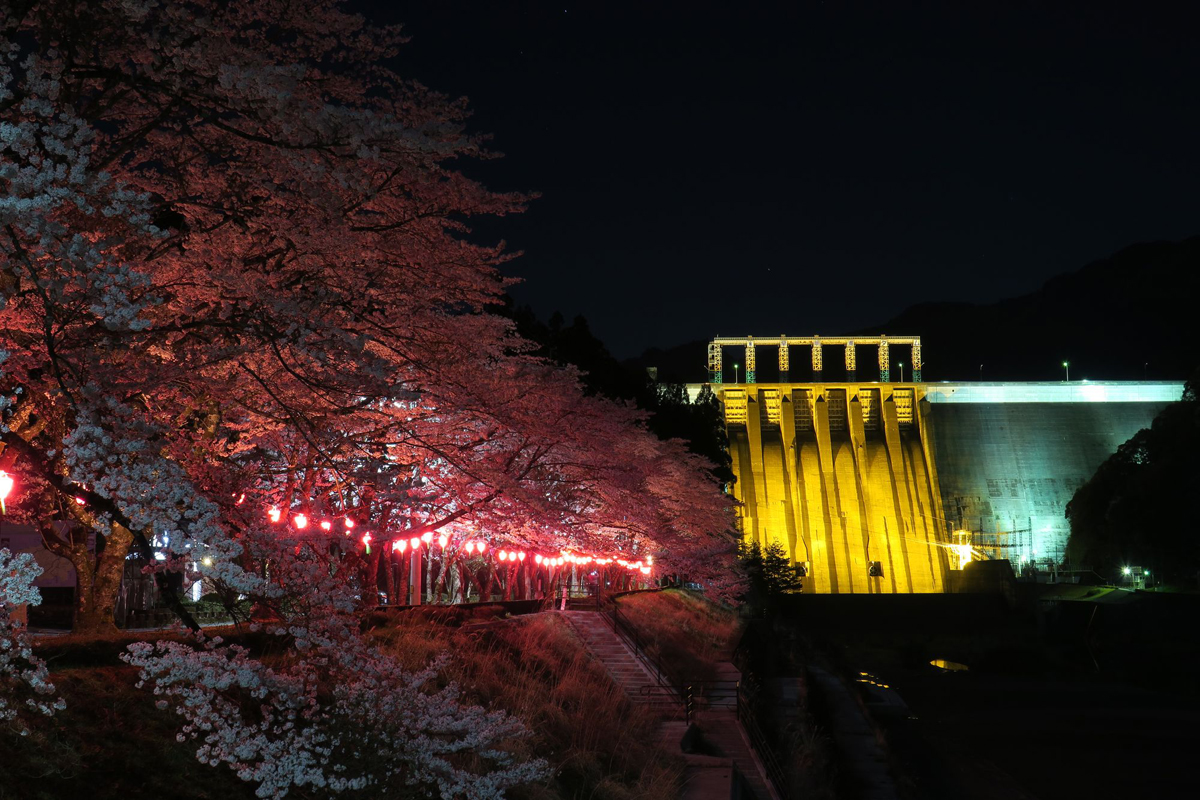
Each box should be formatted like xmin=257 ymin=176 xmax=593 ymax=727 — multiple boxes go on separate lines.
xmin=1067 ymin=374 xmax=1200 ymax=585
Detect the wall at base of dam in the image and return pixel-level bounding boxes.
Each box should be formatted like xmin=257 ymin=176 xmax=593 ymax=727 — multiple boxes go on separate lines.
xmin=688 ymin=381 xmax=1183 ymax=594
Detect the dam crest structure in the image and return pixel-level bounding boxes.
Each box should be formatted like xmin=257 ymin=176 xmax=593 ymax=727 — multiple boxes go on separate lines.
xmin=689 ymin=335 xmax=1184 ymax=594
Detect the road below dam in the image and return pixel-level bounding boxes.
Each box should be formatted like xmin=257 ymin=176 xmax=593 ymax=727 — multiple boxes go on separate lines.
xmin=688 ymin=381 xmax=1183 ymax=593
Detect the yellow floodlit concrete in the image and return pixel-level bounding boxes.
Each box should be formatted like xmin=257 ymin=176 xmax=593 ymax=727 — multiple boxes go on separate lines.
xmin=721 ymin=383 xmax=949 ymax=594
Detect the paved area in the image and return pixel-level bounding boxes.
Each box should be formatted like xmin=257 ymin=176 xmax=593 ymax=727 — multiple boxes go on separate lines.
xmin=694 ymin=708 xmax=778 ymax=800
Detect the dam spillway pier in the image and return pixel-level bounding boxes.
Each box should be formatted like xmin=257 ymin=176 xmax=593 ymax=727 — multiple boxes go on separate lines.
xmin=691 ymin=336 xmax=1183 ymax=594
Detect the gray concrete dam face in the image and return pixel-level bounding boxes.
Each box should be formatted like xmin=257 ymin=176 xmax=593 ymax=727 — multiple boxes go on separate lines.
xmin=690 ymin=381 xmax=1182 ymax=593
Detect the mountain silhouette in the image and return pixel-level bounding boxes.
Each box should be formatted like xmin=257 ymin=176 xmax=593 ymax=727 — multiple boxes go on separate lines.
xmin=629 ymin=236 xmax=1200 ymax=383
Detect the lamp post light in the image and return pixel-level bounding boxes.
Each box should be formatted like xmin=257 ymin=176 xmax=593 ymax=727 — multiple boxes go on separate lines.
xmin=898 ymin=361 xmax=905 ymax=383
xmin=733 ymin=363 xmax=740 ymax=383
xmin=1062 ymin=361 xmax=1070 ymax=382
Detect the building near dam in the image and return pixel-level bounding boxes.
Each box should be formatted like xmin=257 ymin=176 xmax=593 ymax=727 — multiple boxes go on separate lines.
xmin=688 ymin=335 xmax=1183 ymax=594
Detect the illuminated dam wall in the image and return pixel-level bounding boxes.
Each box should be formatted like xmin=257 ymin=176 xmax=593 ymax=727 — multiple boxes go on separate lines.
xmin=687 ymin=381 xmax=1183 ymax=594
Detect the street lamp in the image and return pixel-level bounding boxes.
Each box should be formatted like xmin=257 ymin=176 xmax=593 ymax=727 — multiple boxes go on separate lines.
xmin=897 ymin=361 xmax=905 ymax=383
xmin=733 ymin=363 xmax=740 ymax=383
xmin=1062 ymin=361 xmax=1070 ymax=382
xmin=979 ymin=364 xmax=983 ymax=382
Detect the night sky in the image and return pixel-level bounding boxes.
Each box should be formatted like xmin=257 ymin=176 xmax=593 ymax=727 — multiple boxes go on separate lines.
xmin=365 ymin=2 xmax=1200 ymax=358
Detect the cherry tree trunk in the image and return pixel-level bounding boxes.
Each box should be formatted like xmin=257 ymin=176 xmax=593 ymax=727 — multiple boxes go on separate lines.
xmin=396 ymin=554 xmax=409 ymax=607
xmin=380 ymin=549 xmax=394 ymax=605
xmin=481 ymin=564 xmax=494 ymax=602
xmin=72 ymin=524 xmax=134 ymax=633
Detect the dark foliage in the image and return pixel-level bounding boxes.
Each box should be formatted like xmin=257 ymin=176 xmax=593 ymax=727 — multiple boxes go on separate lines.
xmin=1066 ymin=371 xmax=1200 ymax=584
xmin=504 ymin=301 xmax=733 ymax=484
xmin=739 ymin=540 xmax=802 ymax=614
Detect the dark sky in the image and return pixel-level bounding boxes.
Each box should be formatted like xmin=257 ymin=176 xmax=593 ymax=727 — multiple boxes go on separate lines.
xmin=364 ymin=2 xmax=1200 ymax=358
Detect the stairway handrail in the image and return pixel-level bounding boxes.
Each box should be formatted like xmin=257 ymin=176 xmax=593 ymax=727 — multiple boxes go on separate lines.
xmin=736 ymin=681 xmax=792 ymax=800
xmin=600 ymin=597 xmax=790 ymax=800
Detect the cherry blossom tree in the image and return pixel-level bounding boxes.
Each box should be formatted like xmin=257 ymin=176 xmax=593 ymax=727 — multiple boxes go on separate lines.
xmin=0 ymin=1 xmax=736 ymax=794
xmin=0 ymin=547 xmax=64 ymax=734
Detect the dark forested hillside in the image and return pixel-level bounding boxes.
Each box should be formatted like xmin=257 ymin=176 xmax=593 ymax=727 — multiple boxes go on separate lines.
xmin=629 ymin=237 xmax=1200 ymax=383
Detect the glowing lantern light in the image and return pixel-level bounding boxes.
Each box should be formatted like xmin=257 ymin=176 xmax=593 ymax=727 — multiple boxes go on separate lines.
xmin=293 ymin=513 xmax=308 ymax=529
xmin=437 ymin=535 xmax=448 ymax=548
xmin=320 ymin=520 xmax=333 ymax=531
xmin=344 ymin=517 xmax=355 ymax=530
xmin=410 ymin=536 xmax=420 ymax=550
xmin=640 ymin=566 xmax=651 ymax=575
xmin=477 ymin=541 xmax=487 ymax=553
xmin=394 ymin=539 xmax=407 ymax=553
xmin=75 ymin=496 xmax=86 ymax=505
xmin=422 ymin=531 xmax=433 ymax=544
xmin=0 ymin=471 xmax=12 ymax=514
xmin=235 ymin=493 xmax=246 ymax=505
xmin=497 ymin=551 xmax=508 ymax=562
xmin=534 ymin=554 xmax=543 ymax=565
xmin=268 ymin=507 xmax=282 ymax=523
xmin=646 ymin=555 xmax=654 ymax=565
xmin=518 ymin=552 xmax=526 ymax=561
xmin=361 ymin=532 xmax=372 ymax=554
xmin=465 ymin=541 xmax=476 ymax=555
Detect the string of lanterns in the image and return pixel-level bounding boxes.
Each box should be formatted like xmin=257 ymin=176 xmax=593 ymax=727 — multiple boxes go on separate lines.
xmin=0 ymin=474 xmax=654 ymax=577
xmin=262 ymin=505 xmax=654 ymax=574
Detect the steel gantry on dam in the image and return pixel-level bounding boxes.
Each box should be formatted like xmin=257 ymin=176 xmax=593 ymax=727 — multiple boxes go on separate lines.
xmin=707 ymin=335 xmax=922 ymax=384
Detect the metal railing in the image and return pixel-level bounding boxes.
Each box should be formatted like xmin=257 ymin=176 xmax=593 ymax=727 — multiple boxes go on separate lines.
xmin=602 ymin=599 xmax=682 ymax=705
xmin=602 ymin=597 xmax=791 ymax=799
xmin=603 ymin=598 xmax=735 ymax=722
xmin=736 ymin=681 xmax=792 ymax=800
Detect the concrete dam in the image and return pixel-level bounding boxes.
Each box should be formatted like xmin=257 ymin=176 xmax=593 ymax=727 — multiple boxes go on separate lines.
xmin=690 ymin=336 xmax=1183 ymax=593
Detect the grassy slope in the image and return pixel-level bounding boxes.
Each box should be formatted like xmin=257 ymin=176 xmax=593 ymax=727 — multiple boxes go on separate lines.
xmin=371 ymin=610 xmax=682 ymax=800
xmin=613 ymin=589 xmax=741 ymax=682
xmin=1 ymin=612 xmax=680 ymax=800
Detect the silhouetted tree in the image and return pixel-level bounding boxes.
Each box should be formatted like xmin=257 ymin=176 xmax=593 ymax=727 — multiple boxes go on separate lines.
xmin=1066 ymin=371 xmax=1200 ymax=585
xmin=739 ymin=539 xmax=801 ymax=613
xmin=762 ymin=541 xmax=803 ymax=596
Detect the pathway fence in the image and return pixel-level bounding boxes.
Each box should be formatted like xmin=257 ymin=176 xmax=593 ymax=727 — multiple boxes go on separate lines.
xmin=600 ymin=593 xmax=791 ymax=799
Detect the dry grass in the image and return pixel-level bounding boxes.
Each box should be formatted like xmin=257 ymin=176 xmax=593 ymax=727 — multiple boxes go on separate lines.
xmin=614 ymin=590 xmax=742 ymax=683
xmin=4 ymin=612 xmax=680 ymax=799
xmin=371 ymin=612 xmax=684 ymax=800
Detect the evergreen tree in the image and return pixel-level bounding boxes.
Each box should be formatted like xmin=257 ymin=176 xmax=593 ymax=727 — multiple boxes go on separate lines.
xmin=739 ymin=539 xmax=800 ymax=613
xmin=762 ymin=541 xmax=803 ymax=596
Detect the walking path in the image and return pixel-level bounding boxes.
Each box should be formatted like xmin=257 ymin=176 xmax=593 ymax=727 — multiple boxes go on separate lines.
xmin=560 ymin=610 xmax=779 ymax=800
xmin=560 ymin=610 xmax=677 ymax=710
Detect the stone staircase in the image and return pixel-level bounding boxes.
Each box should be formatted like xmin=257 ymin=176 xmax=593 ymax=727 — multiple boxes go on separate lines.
xmin=561 ymin=610 xmax=781 ymax=799
xmin=560 ymin=610 xmax=681 ymax=712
